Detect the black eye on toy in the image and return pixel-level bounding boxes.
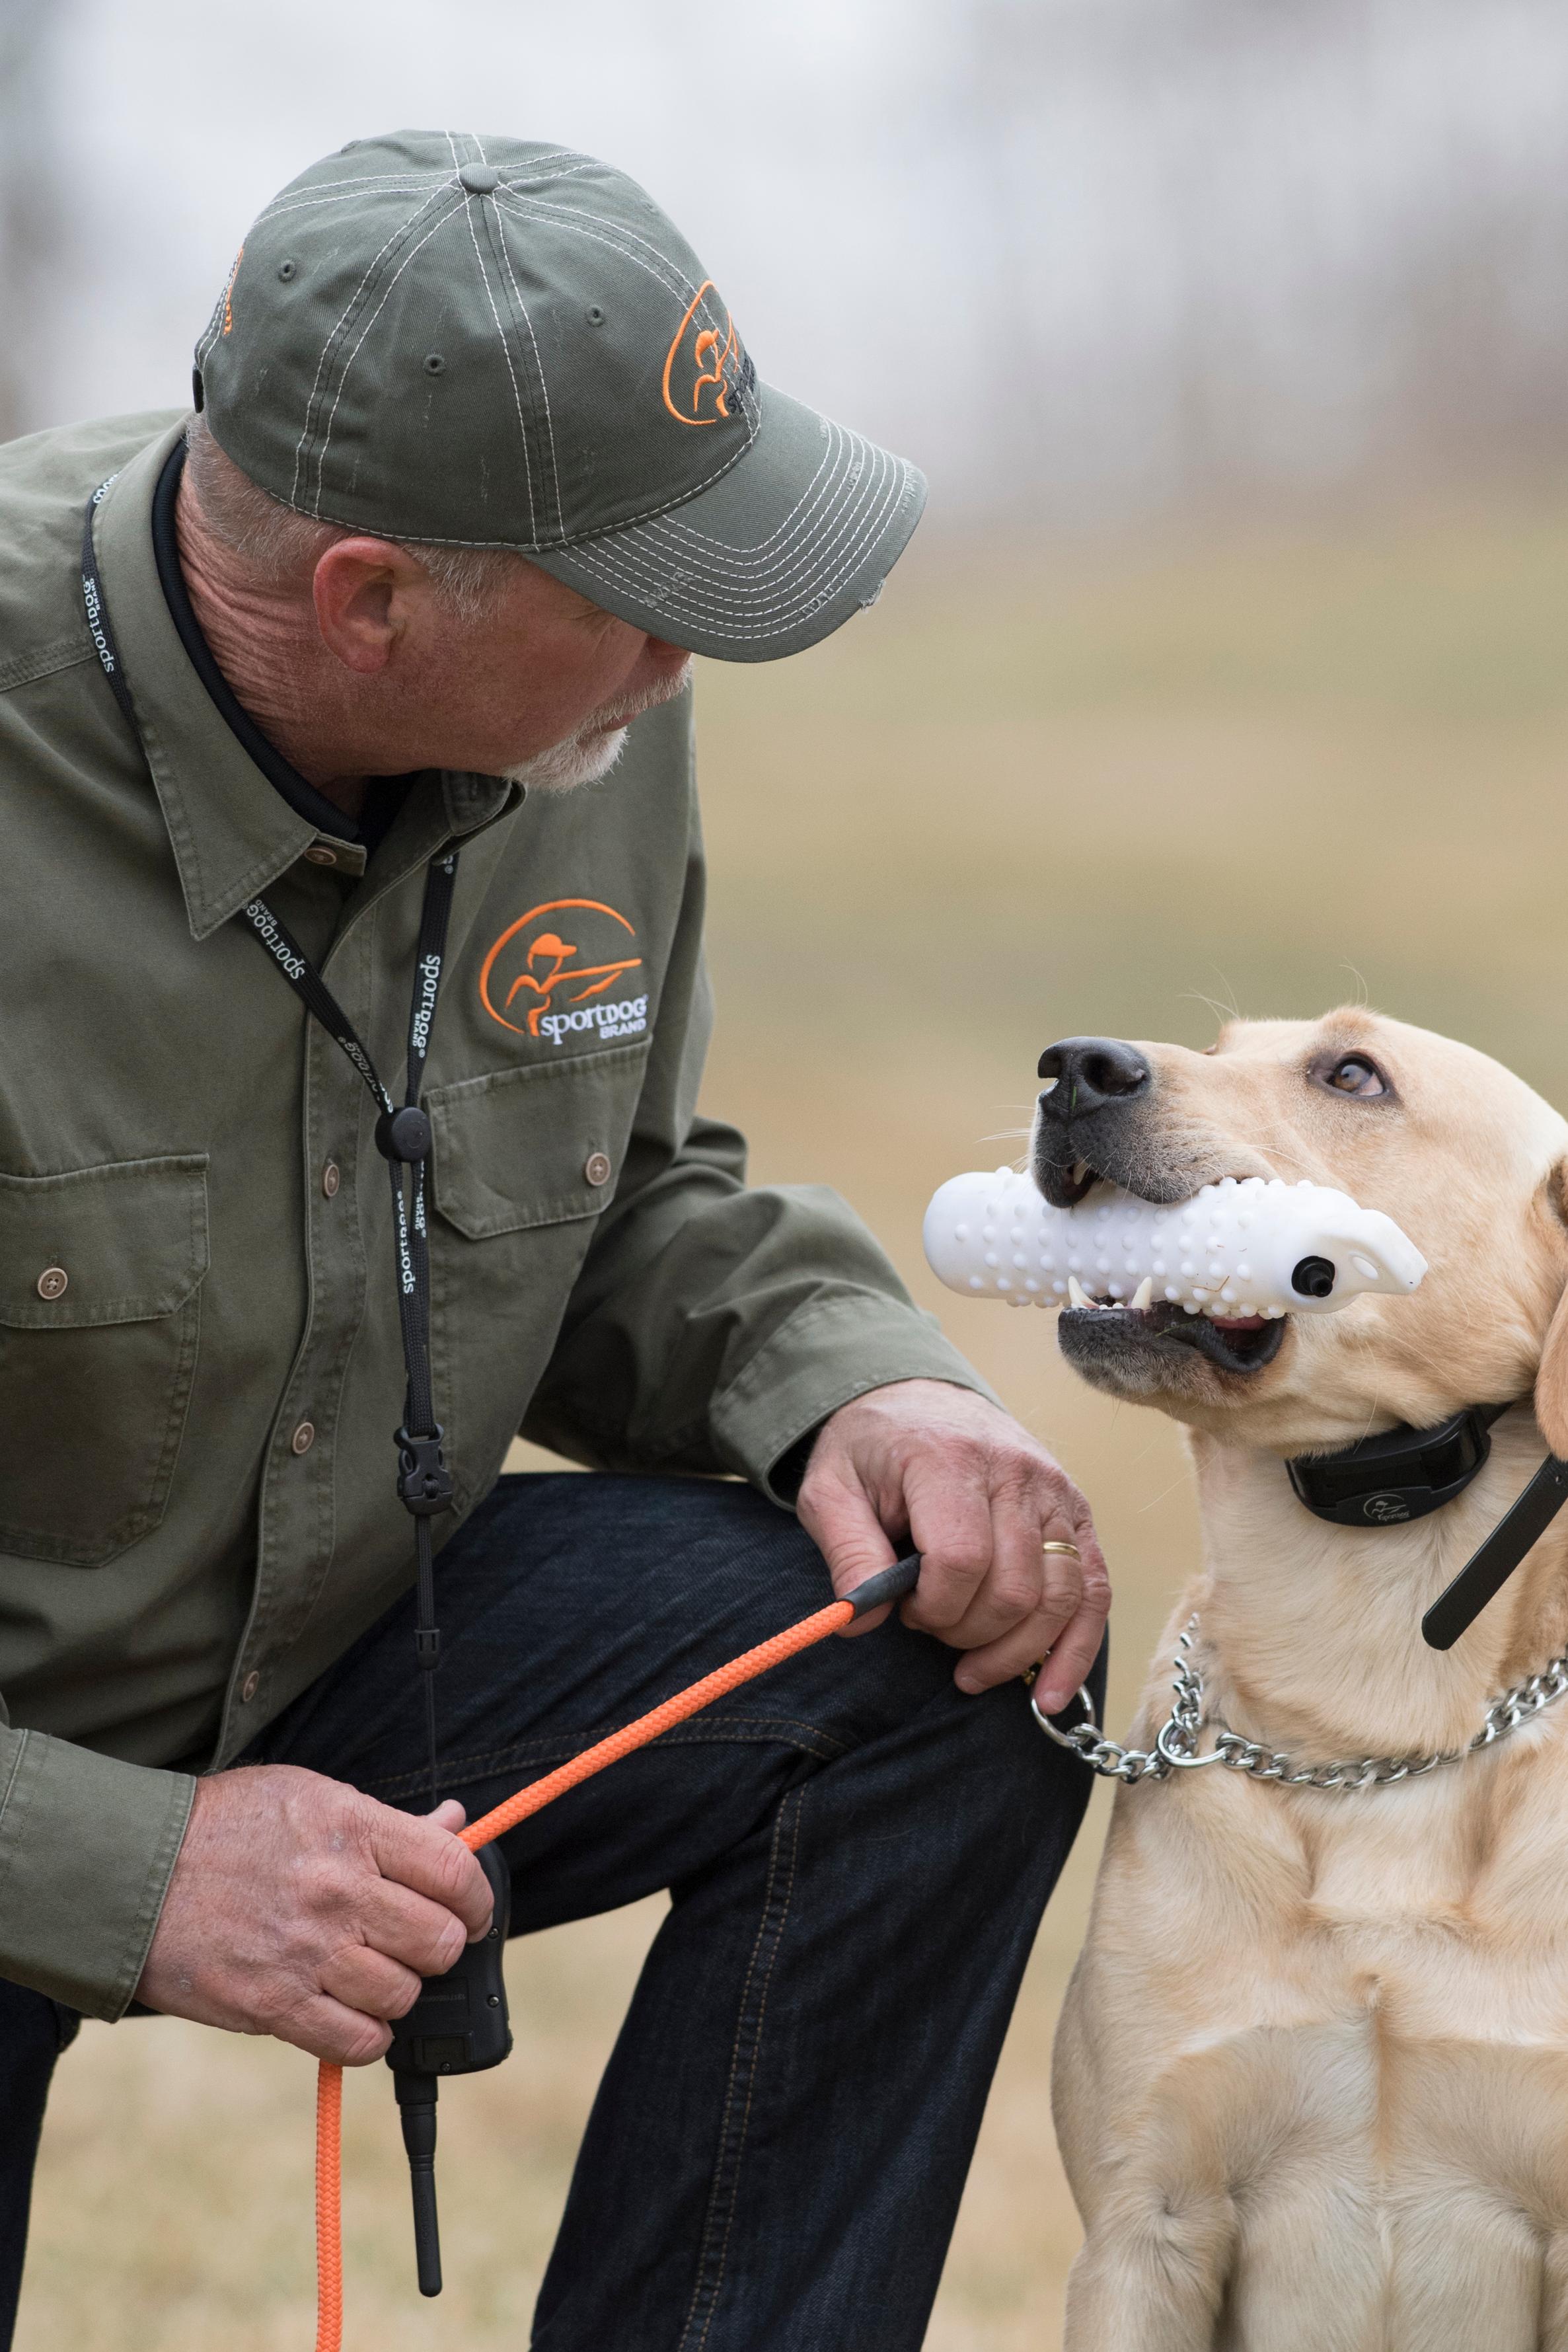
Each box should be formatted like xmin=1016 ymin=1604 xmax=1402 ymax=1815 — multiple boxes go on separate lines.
xmin=1291 ymin=1256 xmax=1336 ymax=1299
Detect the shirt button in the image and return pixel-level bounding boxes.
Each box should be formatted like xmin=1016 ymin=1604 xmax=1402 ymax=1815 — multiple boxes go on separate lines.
xmin=36 ymin=1266 xmax=69 ymax=1301
xmin=303 ymin=844 xmax=338 ymax=868
xmin=583 ymin=1152 xmax=613 ymax=1187
xmin=291 ymin=1420 xmax=316 ymax=1455
xmin=241 ymin=1671 xmax=260 ymax=1704
xmin=322 ymin=1160 xmax=341 ymax=1199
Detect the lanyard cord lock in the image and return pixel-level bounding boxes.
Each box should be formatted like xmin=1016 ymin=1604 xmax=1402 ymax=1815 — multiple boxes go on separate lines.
xmin=395 ymin=1425 xmax=454 ymax=1515
xmin=376 ymin=1105 xmax=433 ymax=1163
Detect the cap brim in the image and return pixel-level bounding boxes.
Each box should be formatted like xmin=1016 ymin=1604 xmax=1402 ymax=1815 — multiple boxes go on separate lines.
xmin=526 ymin=385 xmax=926 ymax=662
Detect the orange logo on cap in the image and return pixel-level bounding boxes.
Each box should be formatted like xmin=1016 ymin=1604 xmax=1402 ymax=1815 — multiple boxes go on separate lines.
xmin=478 ymin=900 xmax=646 ymax=1043
xmin=662 ymin=280 xmax=745 ymax=427
xmin=221 ymin=245 xmax=244 ymax=336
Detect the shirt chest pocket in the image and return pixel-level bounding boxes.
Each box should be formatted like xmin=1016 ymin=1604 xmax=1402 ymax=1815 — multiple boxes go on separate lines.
xmin=0 ymin=1157 xmax=210 ymax=1567
xmin=426 ymin=1040 xmax=651 ymax=1501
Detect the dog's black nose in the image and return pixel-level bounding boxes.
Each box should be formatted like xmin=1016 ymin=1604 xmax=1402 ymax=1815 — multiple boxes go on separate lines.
xmin=1037 ymin=1037 xmax=1152 ymax=1118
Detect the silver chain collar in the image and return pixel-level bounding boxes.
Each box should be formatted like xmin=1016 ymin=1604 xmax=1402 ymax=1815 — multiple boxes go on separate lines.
xmin=1034 ymin=1615 xmax=1568 ymax=1791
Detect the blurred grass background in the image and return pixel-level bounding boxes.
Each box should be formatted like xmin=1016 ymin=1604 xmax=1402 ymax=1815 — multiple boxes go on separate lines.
xmin=19 ymin=494 xmax=1568 ymax=2348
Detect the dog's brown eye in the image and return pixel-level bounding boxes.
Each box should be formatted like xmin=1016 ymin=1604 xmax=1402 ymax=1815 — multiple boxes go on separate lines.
xmin=1327 ymin=1054 xmax=1386 ymax=1096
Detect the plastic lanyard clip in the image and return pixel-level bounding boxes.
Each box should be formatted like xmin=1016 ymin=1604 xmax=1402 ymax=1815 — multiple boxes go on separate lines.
xmin=395 ymin=1424 xmax=455 ymax=1517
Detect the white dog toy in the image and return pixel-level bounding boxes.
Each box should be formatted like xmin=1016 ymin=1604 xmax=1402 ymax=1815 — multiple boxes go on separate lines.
xmin=923 ymin=1169 xmax=1426 ymax=1320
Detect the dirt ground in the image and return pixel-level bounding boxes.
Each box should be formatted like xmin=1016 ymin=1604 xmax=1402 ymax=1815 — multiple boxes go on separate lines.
xmin=19 ymin=495 xmax=1568 ymax=2347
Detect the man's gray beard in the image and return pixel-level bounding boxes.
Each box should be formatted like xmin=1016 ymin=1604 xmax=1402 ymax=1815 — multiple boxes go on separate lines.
xmin=503 ymin=727 xmax=630 ymax=792
xmin=503 ymin=656 xmax=694 ymax=793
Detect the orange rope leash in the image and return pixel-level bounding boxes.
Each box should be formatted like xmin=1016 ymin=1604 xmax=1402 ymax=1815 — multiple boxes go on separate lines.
xmin=312 ymin=1591 xmax=858 ymax=2349
xmin=313 ymin=2057 xmax=344 ymax=2352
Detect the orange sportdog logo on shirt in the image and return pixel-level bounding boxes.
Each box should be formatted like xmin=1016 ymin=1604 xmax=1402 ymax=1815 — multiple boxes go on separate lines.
xmin=661 ymin=280 xmax=747 ymax=426
xmin=478 ymin=901 xmax=647 ymax=1045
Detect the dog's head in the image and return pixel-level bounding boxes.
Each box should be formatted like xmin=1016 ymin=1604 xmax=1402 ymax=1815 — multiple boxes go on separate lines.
xmin=1034 ymin=1010 xmax=1568 ymax=1455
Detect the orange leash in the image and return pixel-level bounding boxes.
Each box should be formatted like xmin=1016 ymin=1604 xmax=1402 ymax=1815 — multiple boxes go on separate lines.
xmin=311 ymin=1562 xmax=916 ymax=2349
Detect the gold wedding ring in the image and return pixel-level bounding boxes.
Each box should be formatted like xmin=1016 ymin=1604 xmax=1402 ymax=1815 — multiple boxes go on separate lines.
xmin=1023 ymin=1542 xmax=1081 ymax=1684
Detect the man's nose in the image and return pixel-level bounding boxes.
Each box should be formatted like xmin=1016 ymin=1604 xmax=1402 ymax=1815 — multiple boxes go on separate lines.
xmin=1036 ymin=1037 xmax=1152 ymax=1119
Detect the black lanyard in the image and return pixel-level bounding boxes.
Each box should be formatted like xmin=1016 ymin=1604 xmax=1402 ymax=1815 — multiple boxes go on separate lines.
xmin=83 ymin=480 xmax=457 ymax=1804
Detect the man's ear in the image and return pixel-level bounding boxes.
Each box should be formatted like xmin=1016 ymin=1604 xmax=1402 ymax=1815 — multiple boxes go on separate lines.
xmin=312 ymin=537 xmax=429 ymax=674
xmin=1534 ymin=1160 xmax=1568 ymax=1457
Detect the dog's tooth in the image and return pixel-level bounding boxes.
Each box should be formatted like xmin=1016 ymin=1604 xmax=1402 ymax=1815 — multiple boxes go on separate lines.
xmin=1068 ymin=1276 xmax=1093 ymax=1310
xmin=1130 ymin=1277 xmax=1154 ymax=1311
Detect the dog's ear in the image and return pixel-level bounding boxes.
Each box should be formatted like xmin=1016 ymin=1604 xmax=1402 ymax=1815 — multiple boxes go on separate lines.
xmin=1534 ymin=1161 xmax=1568 ymax=1458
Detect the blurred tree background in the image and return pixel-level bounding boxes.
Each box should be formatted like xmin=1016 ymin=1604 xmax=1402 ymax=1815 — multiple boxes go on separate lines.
xmin=8 ymin=4 xmax=1568 ymax=2345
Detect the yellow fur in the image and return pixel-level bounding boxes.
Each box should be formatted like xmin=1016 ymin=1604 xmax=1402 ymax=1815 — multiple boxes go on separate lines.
xmin=1055 ymin=1011 xmax=1568 ymax=2350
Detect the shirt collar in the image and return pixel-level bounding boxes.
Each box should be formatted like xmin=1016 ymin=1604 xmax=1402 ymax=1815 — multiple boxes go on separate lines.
xmin=148 ymin=438 xmax=383 ymax=851
xmin=91 ymin=419 xmax=517 ymax=941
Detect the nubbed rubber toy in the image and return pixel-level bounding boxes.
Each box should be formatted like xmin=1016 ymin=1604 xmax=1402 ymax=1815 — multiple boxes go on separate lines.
xmin=922 ymin=1169 xmax=1427 ymax=1319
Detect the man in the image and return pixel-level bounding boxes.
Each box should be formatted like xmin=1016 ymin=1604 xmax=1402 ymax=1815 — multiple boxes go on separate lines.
xmin=0 ymin=133 xmax=1108 ymax=2348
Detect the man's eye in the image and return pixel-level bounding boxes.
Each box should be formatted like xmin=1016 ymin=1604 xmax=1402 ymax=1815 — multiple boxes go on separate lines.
xmin=1326 ymin=1055 xmax=1386 ymax=1096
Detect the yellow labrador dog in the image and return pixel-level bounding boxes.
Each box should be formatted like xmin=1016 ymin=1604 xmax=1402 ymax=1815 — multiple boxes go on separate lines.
xmin=1038 ymin=1010 xmax=1568 ymax=2351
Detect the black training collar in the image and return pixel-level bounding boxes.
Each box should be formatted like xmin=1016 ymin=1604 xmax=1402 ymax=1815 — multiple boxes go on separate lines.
xmin=1285 ymin=1398 xmax=1568 ymax=1653
xmin=1287 ymin=1402 xmax=1513 ymax=1530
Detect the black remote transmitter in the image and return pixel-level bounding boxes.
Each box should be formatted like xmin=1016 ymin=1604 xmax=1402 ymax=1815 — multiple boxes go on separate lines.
xmin=384 ymin=1840 xmax=513 ymax=2295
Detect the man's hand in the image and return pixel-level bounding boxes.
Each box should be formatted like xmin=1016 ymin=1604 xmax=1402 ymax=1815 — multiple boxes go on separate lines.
xmin=135 ymin=1766 xmax=494 ymax=2066
xmin=796 ymin=1380 xmax=1109 ymax=1710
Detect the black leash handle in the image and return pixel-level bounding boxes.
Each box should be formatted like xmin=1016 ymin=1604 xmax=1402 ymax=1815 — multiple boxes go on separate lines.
xmin=843 ymin=1554 xmax=922 ymax=1616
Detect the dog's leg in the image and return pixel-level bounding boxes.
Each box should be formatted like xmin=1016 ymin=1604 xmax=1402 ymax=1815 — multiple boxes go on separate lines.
xmin=1058 ymin=1994 xmax=1392 ymax=2351
xmin=1384 ymin=2185 xmax=1542 ymax=2349
xmin=1542 ymin=2232 xmax=1568 ymax=2350
xmin=1063 ymin=2197 xmax=1236 ymax=2351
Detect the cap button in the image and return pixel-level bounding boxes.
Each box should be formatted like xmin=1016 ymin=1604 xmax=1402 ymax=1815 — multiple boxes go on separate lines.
xmin=459 ymin=164 xmax=499 ymax=195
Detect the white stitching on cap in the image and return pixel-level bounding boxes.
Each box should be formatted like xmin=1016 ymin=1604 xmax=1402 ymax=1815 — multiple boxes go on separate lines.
xmin=557 ymin=482 xmax=897 ymax=628
xmin=492 ymin=148 xmax=585 ymax=177
xmin=313 ymin=206 xmax=462 ymax=510
xmin=260 ymin=182 xmax=435 ymax=221
xmin=493 ymin=192 xmax=692 ymax=305
xmin=257 ymin=170 xmax=444 ymax=211
xmin=560 ymin=499 xmax=905 ymax=637
xmin=461 ymin=186 xmax=538 ymax=542
xmin=554 ymin=432 xmax=912 ymax=636
xmin=290 ymin=175 xmax=453 ymax=510
xmin=479 ymin=135 xmax=564 ymax=526
xmin=482 ymin=157 xmax=564 ymax=537
xmin=584 ymin=422 xmax=874 ymax=593
xmin=500 ymin=160 xmax=602 ymax=190
xmin=517 ymin=194 xmax=706 ymax=303
xmin=645 ymin=447 xmax=891 ymax=589
xmin=653 ymin=430 xmax=839 ymax=564
xmin=195 ymin=284 xmax=230 ymax=369
xmin=486 ymin=197 xmax=764 ymax=533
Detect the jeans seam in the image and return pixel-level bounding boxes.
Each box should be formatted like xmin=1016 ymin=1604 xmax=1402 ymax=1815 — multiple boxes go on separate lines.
xmin=358 ymin=1718 xmax=850 ymax=1802
xmin=677 ymin=1784 xmax=803 ymax=2352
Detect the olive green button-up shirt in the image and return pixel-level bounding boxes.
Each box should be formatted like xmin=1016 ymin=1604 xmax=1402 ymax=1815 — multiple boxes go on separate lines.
xmin=0 ymin=412 xmax=989 ymax=2018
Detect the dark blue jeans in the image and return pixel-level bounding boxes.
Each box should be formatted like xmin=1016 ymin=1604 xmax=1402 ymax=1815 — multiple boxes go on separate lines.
xmin=2 ymin=1474 xmax=1099 ymax=2351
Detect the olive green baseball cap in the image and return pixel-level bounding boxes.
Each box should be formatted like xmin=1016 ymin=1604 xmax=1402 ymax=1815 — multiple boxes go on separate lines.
xmin=194 ymin=130 xmax=925 ymax=662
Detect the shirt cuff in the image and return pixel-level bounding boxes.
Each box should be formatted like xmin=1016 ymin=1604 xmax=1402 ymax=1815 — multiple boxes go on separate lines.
xmin=708 ymin=1291 xmax=1002 ymax=1506
xmin=0 ymin=1727 xmax=195 ymax=2019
